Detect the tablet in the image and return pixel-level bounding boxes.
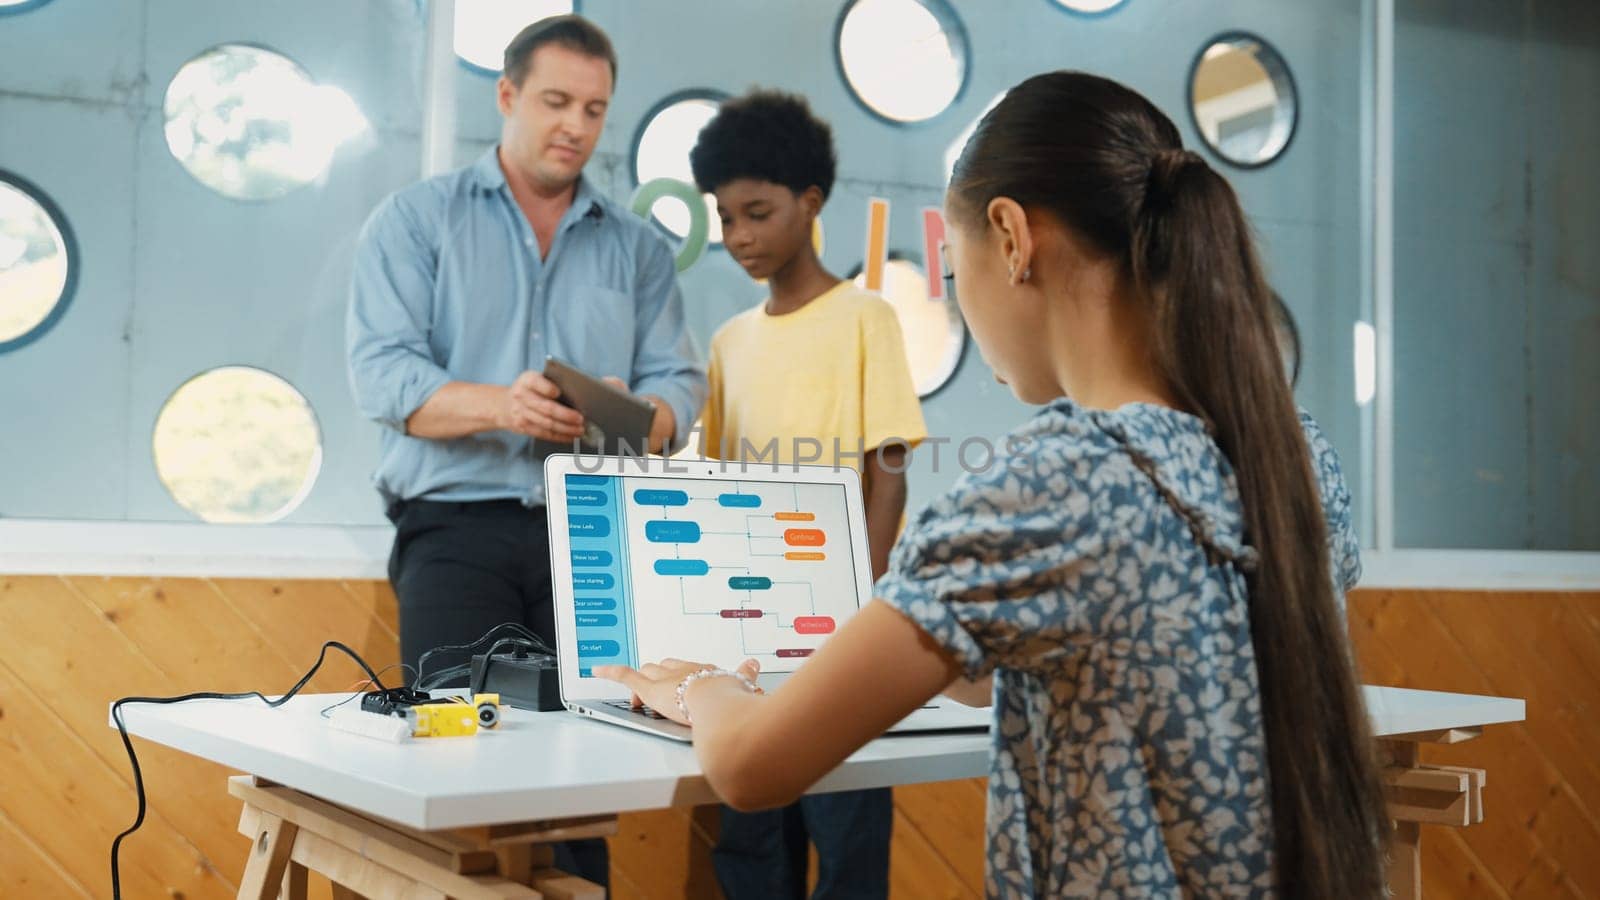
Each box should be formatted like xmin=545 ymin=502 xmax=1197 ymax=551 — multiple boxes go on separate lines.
xmin=530 ymin=357 xmax=656 ymax=461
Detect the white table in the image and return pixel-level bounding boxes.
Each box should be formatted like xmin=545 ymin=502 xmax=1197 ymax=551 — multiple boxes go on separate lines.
xmin=1363 ymin=684 xmax=1523 ymax=738
xmin=113 ymin=685 xmax=1522 ymax=899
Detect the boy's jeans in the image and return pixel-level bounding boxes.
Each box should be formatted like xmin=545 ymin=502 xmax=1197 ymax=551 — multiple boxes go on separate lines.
xmin=713 ymin=788 xmax=893 ymax=900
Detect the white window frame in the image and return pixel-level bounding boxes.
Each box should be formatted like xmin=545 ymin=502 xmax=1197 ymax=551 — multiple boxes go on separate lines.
xmin=1358 ymin=0 xmax=1600 ymax=590
xmin=0 ymin=520 xmax=392 ymax=580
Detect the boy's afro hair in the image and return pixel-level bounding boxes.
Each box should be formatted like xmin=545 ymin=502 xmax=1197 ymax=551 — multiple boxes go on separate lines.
xmin=689 ymin=89 xmax=837 ymax=200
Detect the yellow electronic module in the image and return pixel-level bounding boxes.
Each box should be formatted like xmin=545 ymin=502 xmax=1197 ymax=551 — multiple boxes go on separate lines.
xmin=404 ymin=693 xmax=501 ymax=738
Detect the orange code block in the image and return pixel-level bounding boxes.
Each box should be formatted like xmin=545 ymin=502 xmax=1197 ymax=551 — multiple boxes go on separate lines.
xmin=783 ymin=528 xmax=826 ymax=547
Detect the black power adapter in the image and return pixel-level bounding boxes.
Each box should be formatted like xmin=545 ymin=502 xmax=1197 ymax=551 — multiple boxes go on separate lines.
xmin=359 ymin=686 xmax=432 ymax=717
xmin=469 ymin=650 xmax=563 ymax=712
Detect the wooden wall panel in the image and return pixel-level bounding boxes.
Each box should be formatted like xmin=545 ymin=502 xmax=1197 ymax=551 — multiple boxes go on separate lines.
xmin=0 ymin=576 xmax=238 ymax=899
xmin=1350 ymin=589 xmax=1600 ymax=899
xmin=0 ymin=805 xmax=91 ymax=899
xmin=0 ymin=576 xmax=1594 ymax=899
xmin=890 ymin=775 xmax=986 ymax=896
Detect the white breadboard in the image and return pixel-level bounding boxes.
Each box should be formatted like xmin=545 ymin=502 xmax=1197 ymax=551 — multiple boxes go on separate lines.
xmin=327 ymin=706 xmax=411 ymax=743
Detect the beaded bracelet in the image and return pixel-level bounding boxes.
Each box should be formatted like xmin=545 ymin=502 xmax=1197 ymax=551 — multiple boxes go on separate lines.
xmin=675 ymin=668 xmax=758 ymax=724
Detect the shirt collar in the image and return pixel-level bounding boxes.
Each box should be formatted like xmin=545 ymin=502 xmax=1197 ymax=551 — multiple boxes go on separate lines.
xmin=474 ymin=146 xmax=604 ymax=222
xmin=569 ymin=174 xmax=604 ymax=222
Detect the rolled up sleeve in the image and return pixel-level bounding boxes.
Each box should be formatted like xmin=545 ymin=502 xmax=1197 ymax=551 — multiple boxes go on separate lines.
xmin=346 ymin=196 xmax=453 ymax=432
xmin=875 ymin=467 xmax=1099 ymax=681
xmin=628 ymin=236 xmax=707 ymax=452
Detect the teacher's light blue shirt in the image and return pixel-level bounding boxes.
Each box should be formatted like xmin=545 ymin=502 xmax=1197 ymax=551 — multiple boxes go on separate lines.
xmin=347 ymin=147 xmax=707 ymax=507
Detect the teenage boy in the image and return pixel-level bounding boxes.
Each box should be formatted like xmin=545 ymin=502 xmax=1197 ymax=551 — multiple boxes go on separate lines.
xmin=689 ymin=89 xmax=927 ymax=900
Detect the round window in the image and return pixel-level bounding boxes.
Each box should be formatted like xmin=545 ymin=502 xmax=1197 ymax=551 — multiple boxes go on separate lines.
xmin=1048 ymin=0 xmax=1127 ymax=14
xmin=164 ymin=44 xmax=368 ymax=200
xmin=152 ymin=366 xmax=323 ymax=522
xmin=454 ymin=0 xmax=577 ymax=73
xmin=0 ymin=173 xmax=75 ymax=350
xmin=854 ymin=257 xmax=965 ymax=397
xmin=836 ymin=0 xmax=967 ymax=125
xmin=633 ymin=93 xmax=727 ymax=244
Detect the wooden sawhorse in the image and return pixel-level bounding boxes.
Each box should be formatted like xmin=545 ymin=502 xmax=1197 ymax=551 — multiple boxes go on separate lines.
xmin=230 ymin=776 xmax=612 ymax=900
xmin=1380 ymin=727 xmax=1488 ymax=900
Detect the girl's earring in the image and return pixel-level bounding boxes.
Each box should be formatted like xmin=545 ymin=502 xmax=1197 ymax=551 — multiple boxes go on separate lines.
xmin=1022 ymin=268 xmax=1032 ymax=282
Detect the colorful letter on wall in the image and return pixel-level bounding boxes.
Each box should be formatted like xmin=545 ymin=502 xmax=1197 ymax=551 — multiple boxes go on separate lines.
xmin=921 ymin=207 xmax=947 ymax=300
xmin=628 ymin=177 xmax=709 ymax=272
xmin=863 ymin=197 xmax=890 ymax=292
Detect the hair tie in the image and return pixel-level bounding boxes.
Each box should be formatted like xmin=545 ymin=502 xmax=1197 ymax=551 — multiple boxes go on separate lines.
xmin=1144 ymin=147 xmax=1204 ymax=213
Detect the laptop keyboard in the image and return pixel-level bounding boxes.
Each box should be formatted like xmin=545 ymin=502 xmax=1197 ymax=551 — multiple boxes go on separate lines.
xmin=603 ymin=699 xmax=668 ymax=720
xmin=600 ymin=699 xmax=939 ymax=722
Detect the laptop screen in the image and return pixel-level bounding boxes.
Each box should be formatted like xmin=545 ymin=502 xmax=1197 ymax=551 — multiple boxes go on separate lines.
xmin=561 ymin=472 xmax=863 ymax=678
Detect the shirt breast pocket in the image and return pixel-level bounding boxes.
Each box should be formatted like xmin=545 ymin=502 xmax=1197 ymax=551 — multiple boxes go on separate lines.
xmin=549 ymin=284 xmax=636 ymax=379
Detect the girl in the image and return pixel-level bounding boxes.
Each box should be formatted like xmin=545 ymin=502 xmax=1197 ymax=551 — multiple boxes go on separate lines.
xmin=598 ymin=71 xmax=1387 ymax=898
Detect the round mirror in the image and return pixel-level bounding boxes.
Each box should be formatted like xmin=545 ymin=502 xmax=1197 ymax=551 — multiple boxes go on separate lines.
xmin=1188 ymin=33 xmax=1297 ymax=168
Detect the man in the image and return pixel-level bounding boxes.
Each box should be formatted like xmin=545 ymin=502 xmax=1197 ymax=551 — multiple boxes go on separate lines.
xmin=346 ymin=16 xmax=706 ymax=885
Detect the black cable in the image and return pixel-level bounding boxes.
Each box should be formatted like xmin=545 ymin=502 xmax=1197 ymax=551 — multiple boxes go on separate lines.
xmin=428 ymin=621 xmax=553 ymax=666
xmin=319 ymin=662 xmax=418 ymax=719
xmin=110 ymin=640 xmax=384 ymax=900
xmin=414 ymin=622 xmax=555 ymax=688
xmin=482 ymin=635 xmax=539 ymax=664
xmin=425 ymin=630 xmax=558 ymax=691
xmin=417 ymin=661 xmax=475 ymax=692
xmin=418 ymin=633 xmax=559 ymax=692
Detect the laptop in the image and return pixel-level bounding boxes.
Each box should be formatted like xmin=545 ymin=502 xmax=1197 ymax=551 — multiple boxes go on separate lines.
xmin=543 ymin=453 xmax=991 ymax=742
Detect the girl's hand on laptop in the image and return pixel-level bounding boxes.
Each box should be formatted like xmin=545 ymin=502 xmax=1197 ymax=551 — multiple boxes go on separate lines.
xmin=595 ymin=657 xmax=763 ymax=726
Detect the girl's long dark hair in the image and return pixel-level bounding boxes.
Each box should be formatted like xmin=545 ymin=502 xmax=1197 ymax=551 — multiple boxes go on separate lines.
xmin=950 ymin=71 xmax=1387 ymax=897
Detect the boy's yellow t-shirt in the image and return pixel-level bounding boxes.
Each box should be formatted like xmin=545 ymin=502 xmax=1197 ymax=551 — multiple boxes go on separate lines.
xmin=700 ymin=282 xmax=927 ymax=470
